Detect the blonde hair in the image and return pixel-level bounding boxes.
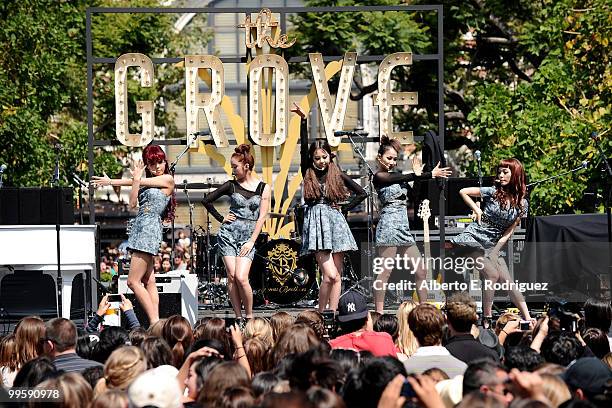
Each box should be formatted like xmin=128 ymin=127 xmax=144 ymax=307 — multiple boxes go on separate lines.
xmin=396 ymin=301 xmax=419 ymax=357
xmin=93 ymin=346 xmax=146 ymax=396
xmin=494 ymin=312 xmax=520 ymax=336
xmin=31 ymin=372 xmax=93 ymax=408
xmin=244 ymin=317 xmax=274 ymax=349
xmin=602 ymin=352 xmax=612 ymax=370
xmin=540 ymin=373 xmax=571 ymax=407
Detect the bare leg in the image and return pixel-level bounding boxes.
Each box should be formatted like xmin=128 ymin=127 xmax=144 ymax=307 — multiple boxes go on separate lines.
xmin=480 ymin=257 xmax=500 ymax=317
xmin=329 ymin=252 xmax=345 ymax=312
xmin=404 ymin=245 xmax=428 ymax=303
xmin=375 ymin=246 xmax=397 ymax=313
xmin=127 ymin=252 xmax=158 ymax=324
xmin=142 ymin=259 xmax=159 ymax=323
xmin=316 ymin=251 xmax=341 ymax=312
xmin=234 ymin=257 xmax=254 ymax=318
xmin=495 ymin=257 xmax=531 ymax=320
xmin=223 ymin=256 xmax=242 ymax=318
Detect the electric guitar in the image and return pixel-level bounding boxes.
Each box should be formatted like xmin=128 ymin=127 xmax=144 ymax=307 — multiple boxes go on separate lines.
xmin=415 ymin=199 xmax=446 ymax=305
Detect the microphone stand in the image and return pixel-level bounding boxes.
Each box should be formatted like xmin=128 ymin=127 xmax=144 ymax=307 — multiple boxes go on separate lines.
xmin=526 ymin=162 xmax=588 ymax=189
xmin=51 ymin=144 xmax=63 ymax=318
xmin=343 ymin=131 xmax=375 ymax=297
xmin=183 ymin=180 xmax=196 ymax=272
xmin=168 ymin=133 xmax=198 ymax=261
xmin=591 ymin=131 xmax=611 ymax=293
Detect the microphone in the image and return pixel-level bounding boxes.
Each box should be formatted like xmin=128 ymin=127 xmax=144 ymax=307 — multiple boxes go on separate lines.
xmin=474 ymin=150 xmax=481 ymax=161
xmin=192 ymin=130 xmax=211 ymax=137
xmin=0 ymin=164 xmax=6 ymax=174
xmin=581 ymin=160 xmax=589 ymax=169
xmin=334 ymin=130 xmax=369 ymax=136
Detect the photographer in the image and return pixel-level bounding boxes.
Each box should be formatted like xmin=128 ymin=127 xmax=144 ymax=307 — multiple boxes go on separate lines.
xmin=85 ymin=294 xmax=141 ymax=333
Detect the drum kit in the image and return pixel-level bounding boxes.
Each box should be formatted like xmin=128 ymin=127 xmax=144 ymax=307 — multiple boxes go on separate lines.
xmin=195 ymin=206 xmax=322 ymax=308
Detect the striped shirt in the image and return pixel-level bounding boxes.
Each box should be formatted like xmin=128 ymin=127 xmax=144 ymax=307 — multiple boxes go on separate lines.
xmin=53 ymin=353 xmax=102 ymax=373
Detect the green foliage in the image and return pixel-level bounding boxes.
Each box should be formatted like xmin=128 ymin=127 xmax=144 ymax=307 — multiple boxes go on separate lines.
xmin=0 ymin=0 xmax=210 ymax=189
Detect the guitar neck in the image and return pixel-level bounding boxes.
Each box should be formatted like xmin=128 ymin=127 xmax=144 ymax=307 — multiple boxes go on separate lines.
xmin=422 ymin=219 xmax=432 ymax=279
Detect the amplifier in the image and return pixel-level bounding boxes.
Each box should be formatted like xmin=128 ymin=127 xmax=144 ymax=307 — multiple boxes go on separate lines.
xmin=118 ymin=272 xmax=198 ymax=326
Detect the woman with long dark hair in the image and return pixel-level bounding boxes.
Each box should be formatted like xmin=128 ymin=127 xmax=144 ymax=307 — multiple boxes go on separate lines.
xmin=451 ymin=158 xmax=532 ymax=320
xmin=373 ymin=136 xmax=451 ymax=312
xmin=92 ymin=145 xmax=175 ymax=324
xmin=297 ymin=104 xmax=367 ymax=312
xmin=202 ymin=144 xmax=271 ymax=321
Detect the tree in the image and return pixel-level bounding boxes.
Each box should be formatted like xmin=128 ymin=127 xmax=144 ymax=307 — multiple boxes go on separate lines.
xmin=289 ymin=0 xmax=611 ymax=215
xmin=0 ymin=0 xmax=210 ymax=189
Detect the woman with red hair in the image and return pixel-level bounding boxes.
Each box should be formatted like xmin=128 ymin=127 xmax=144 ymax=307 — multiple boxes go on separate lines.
xmin=92 ymin=145 xmax=175 ymax=325
xmin=451 ymin=158 xmax=531 ymax=321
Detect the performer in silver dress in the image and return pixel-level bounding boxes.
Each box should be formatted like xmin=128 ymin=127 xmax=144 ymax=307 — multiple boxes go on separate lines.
xmin=451 ymin=158 xmax=532 ymax=321
xmin=92 ymin=145 xmax=175 ymax=325
xmin=201 ymin=144 xmax=271 ymax=320
xmin=374 ymin=136 xmax=451 ymax=312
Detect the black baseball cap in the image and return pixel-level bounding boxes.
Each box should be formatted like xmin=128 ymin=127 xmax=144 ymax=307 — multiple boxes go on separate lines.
xmin=337 ymin=290 xmax=369 ymax=322
xmin=563 ymin=357 xmax=612 ymax=398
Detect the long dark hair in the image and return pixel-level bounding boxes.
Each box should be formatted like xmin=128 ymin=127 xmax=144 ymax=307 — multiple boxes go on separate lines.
xmin=303 ymin=140 xmax=348 ymax=202
xmin=142 ymin=144 xmax=176 ymax=222
xmin=494 ymin=158 xmax=526 ymax=212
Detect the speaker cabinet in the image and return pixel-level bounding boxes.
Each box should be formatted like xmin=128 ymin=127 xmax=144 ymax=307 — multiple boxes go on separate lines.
xmin=0 ymin=188 xmax=19 ymax=225
xmin=19 ymin=187 xmax=41 ymax=224
xmin=40 ymin=187 xmax=74 ymax=224
xmin=118 ymin=272 xmax=198 ymax=327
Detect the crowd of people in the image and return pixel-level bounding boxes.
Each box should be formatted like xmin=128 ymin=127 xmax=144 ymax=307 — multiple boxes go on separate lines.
xmin=1 ymin=293 xmax=611 ymax=408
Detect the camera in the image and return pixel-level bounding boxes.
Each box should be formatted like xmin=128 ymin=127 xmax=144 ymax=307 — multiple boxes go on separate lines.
xmin=321 ymin=309 xmax=336 ymax=339
xmin=547 ymin=300 xmax=580 ymax=332
xmin=519 ymin=320 xmax=530 ymax=331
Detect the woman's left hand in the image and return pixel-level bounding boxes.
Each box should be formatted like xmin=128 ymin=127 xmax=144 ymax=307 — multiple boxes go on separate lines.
xmin=130 ymin=160 xmax=145 ymax=181
xmin=432 ymin=162 xmax=452 ymax=178
xmin=239 ymin=240 xmax=255 ymax=257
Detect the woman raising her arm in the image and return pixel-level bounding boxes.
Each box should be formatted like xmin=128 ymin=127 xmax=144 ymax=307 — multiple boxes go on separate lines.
xmin=92 ymin=145 xmax=175 ymax=325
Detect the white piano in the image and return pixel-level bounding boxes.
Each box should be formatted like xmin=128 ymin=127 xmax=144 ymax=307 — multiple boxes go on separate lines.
xmin=0 ymin=225 xmax=97 ymax=319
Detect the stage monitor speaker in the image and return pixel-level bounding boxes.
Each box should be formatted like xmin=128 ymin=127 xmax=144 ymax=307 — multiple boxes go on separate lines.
xmin=19 ymin=187 xmax=41 ymax=224
xmin=40 ymin=187 xmax=74 ymax=224
xmin=0 ymin=188 xmax=19 ymax=225
xmin=118 ymin=272 xmax=198 ymax=327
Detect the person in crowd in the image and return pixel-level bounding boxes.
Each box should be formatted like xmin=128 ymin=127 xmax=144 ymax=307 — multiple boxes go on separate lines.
xmin=403 ymin=303 xmax=467 ymax=377
xmin=581 ymin=327 xmax=610 ymax=359
xmin=93 ymin=346 xmax=147 ymax=396
xmin=196 ymin=361 xmax=250 ymax=406
xmin=201 ymin=144 xmax=271 ymax=321
xmin=11 ymin=356 xmax=59 ymax=389
xmin=86 ymin=294 xmax=140 ymax=333
xmin=91 ymin=326 xmax=131 ymax=363
xmin=373 ymin=313 xmax=400 ymax=345
xmin=502 ymin=346 xmax=544 ymax=372
xmin=444 ymin=292 xmax=500 ymax=363
xmin=329 ymin=290 xmax=397 ymax=357
xmin=295 ymin=104 xmax=367 ymax=313
xmin=583 ymin=298 xmax=612 ymax=349
xmin=462 ymin=360 xmax=513 ymax=405
xmin=30 ymin=372 xmax=93 ymax=408
xmin=269 ymin=312 xmax=295 ymax=343
xmin=244 ymin=317 xmax=274 ymax=349
xmin=161 ymin=315 xmax=194 ymax=368
xmin=270 ymin=324 xmax=321 ymax=366
xmin=396 ymin=300 xmax=419 ymax=360
xmin=562 ymin=357 xmax=612 ymax=402
xmin=140 ymin=336 xmax=174 ymax=369
xmin=373 ymin=136 xmax=451 ymax=312
xmin=89 ymin=389 xmax=130 ymax=408
xmin=450 ymin=158 xmax=532 ymax=322
xmin=43 ymin=318 xmax=102 ymax=372
xmin=128 ymin=367 xmax=183 ymax=408
xmin=92 ymin=145 xmax=176 ymax=325
xmin=0 ymin=333 xmax=19 ymax=387
xmin=173 ymin=251 xmax=187 ymax=271
xmin=295 ymin=310 xmax=327 ymax=343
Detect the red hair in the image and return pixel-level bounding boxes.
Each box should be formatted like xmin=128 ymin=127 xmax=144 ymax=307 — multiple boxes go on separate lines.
xmin=494 ymin=158 xmax=527 ymax=212
xmin=231 ymin=144 xmax=255 ymax=170
xmin=142 ymin=145 xmax=176 ymax=222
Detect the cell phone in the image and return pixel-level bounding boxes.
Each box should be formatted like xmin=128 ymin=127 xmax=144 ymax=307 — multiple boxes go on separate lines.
xmin=401 ymin=379 xmax=417 ymax=398
xmin=519 ymin=320 xmax=530 ymax=331
xmin=103 ymin=294 xmax=122 ymax=327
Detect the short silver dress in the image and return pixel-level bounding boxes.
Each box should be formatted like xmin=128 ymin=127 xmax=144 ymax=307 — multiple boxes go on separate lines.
xmin=300 ymin=172 xmax=367 ymax=256
xmin=202 ymin=180 xmax=265 ymax=260
xmin=127 ymin=187 xmax=170 ymax=255
xmin=374 ymin=170 xmax=432 ymax=247
xmin=451 ymin=187 xmax=528 ymax=250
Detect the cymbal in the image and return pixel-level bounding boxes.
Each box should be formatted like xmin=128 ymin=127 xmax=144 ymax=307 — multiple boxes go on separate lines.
xmin=177 ymin=182 xmax=223 ymax=189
